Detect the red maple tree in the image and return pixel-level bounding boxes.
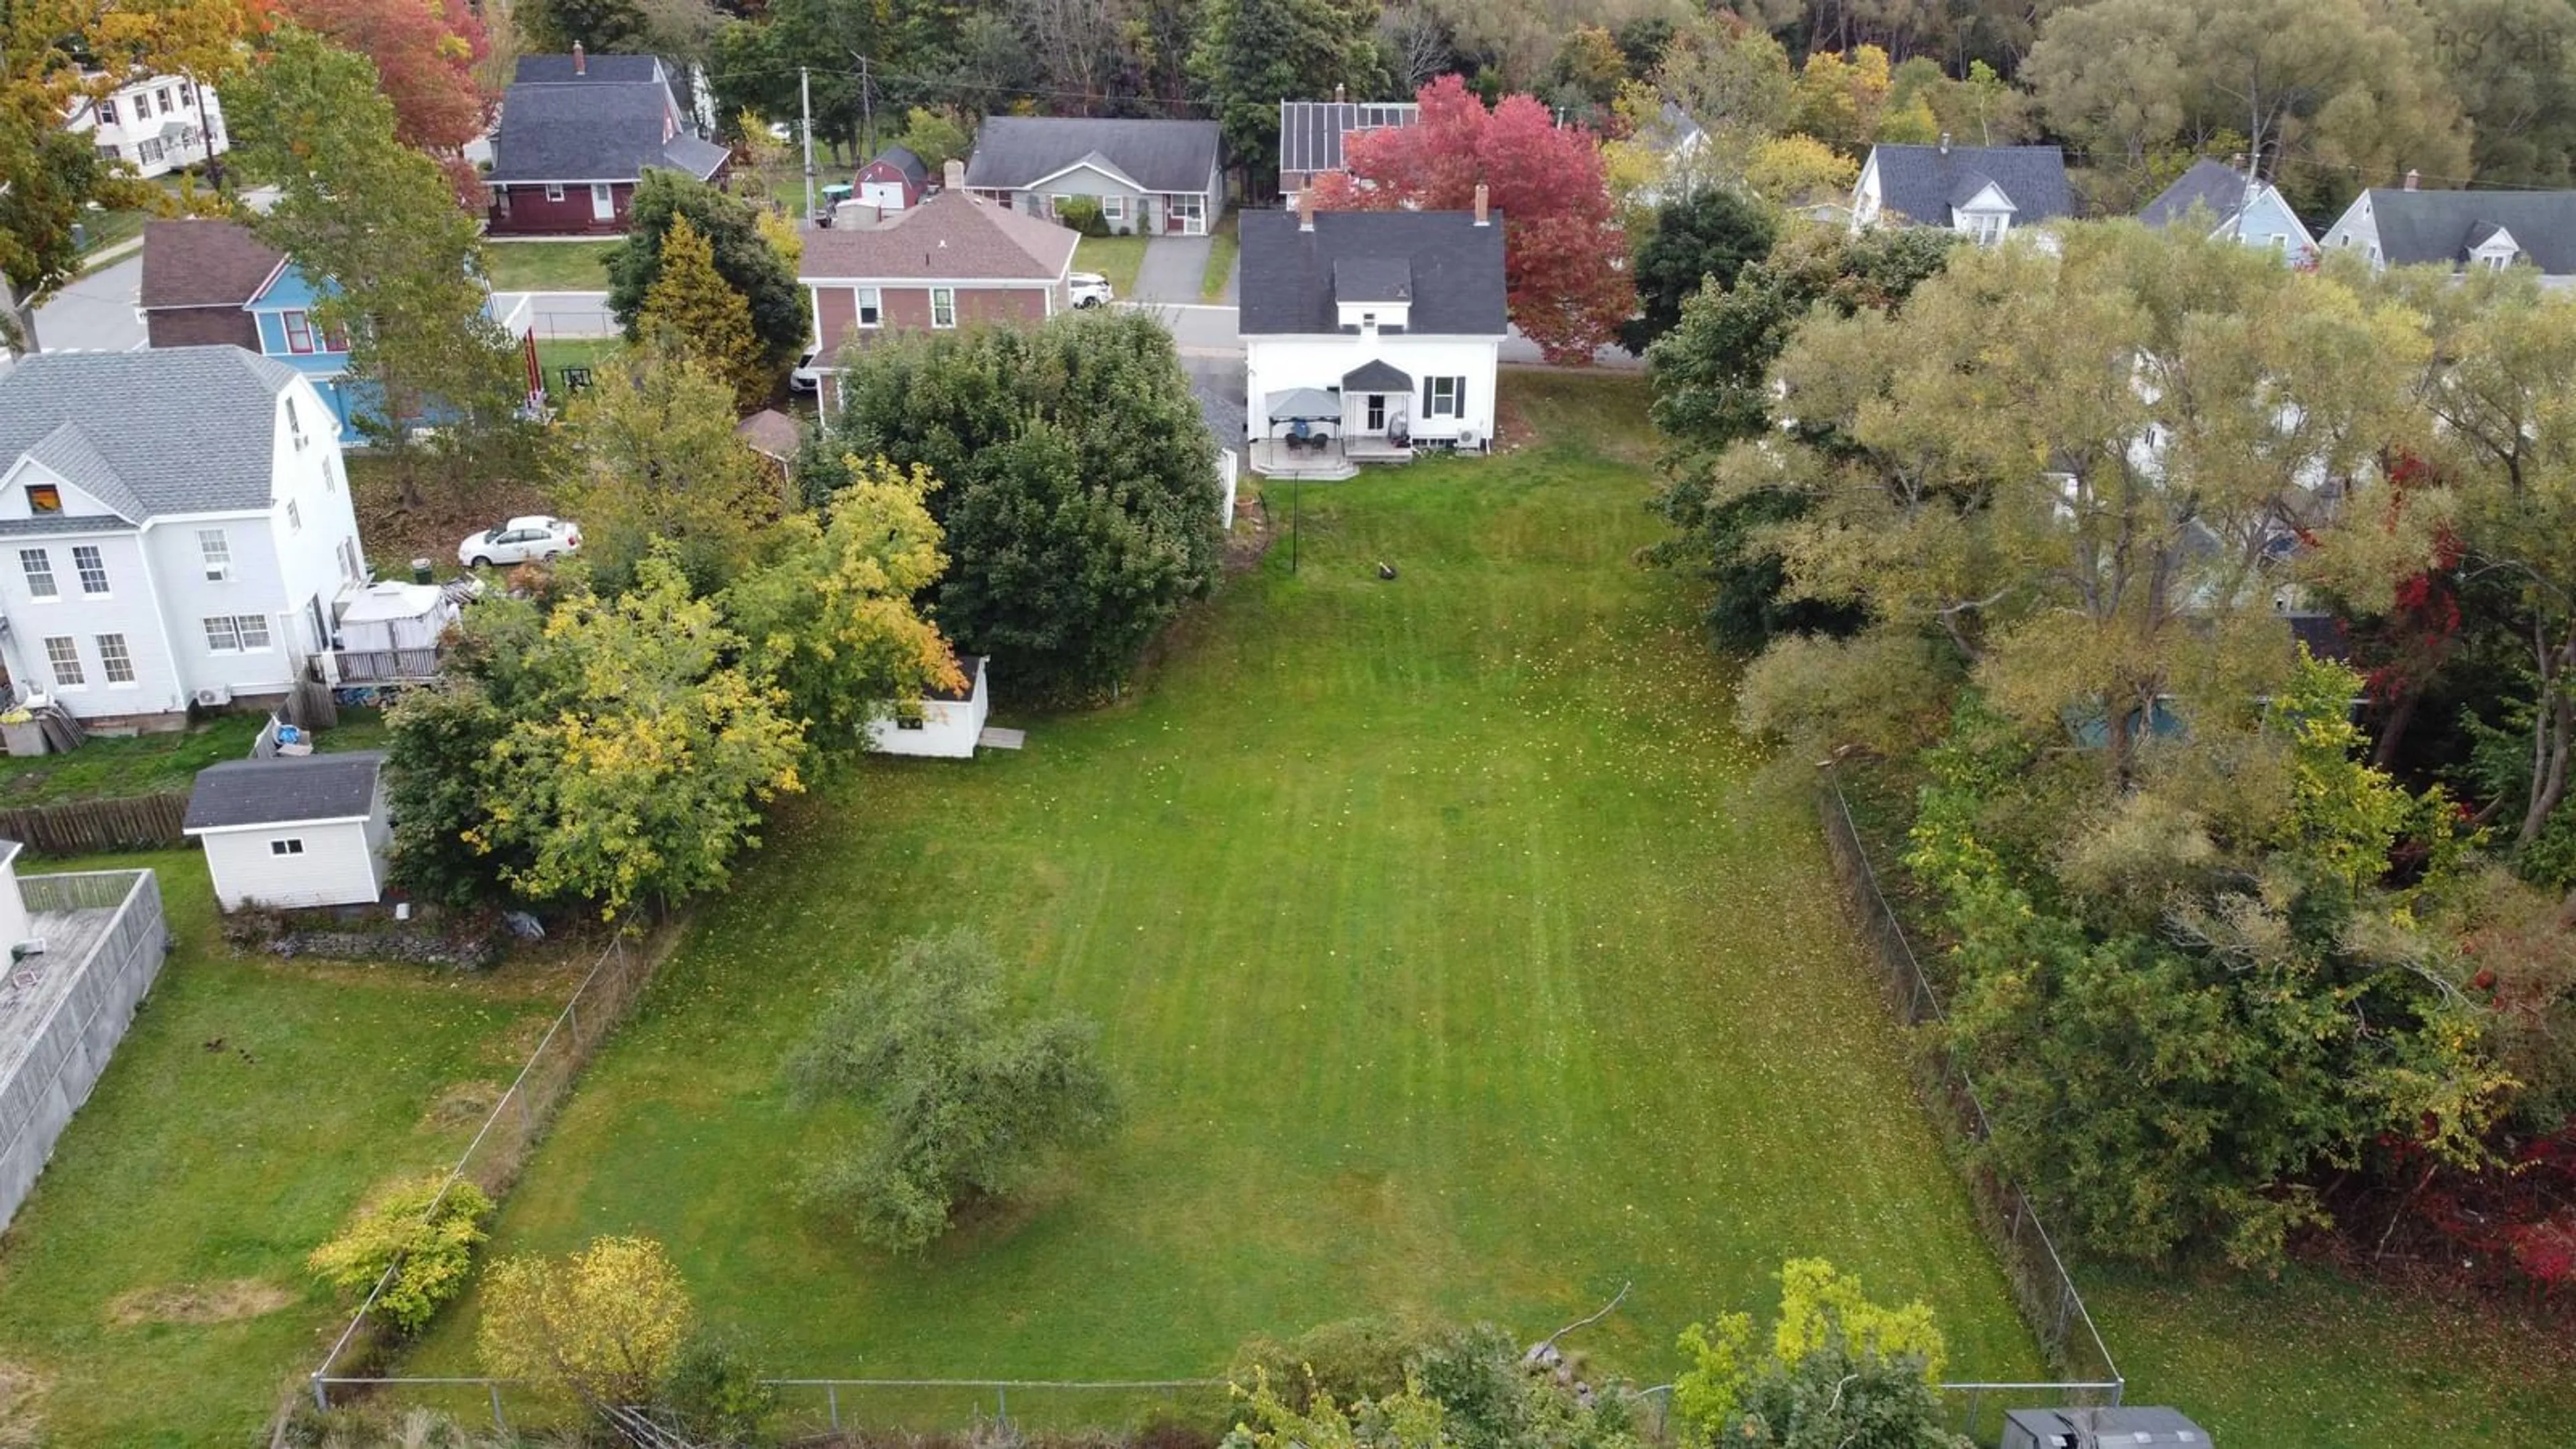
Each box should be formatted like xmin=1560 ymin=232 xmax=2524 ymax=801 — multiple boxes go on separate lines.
xmin=1309 ymin=76 xmax=1635 ymax=366
xmin=284 ymin=0 xmax=493 ymax=205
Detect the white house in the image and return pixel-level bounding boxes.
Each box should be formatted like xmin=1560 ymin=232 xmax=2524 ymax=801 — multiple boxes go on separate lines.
xmin=867 ymin=655 xmax=991 ymax=759
xmin=0 ymin=347 xmax=371 ymax=727
xmin=1851 ymin=138 xmax=2074 ymax=246
xmin=63 ymin=72 xmax=225 ymax=178
xmin=2318 ymin=174 xmax=2576 ymax=285
xmin=182 ymin=751 xmax=391 ymax=910
xmin=1239 ymin=192 xmax=1507 ymax=478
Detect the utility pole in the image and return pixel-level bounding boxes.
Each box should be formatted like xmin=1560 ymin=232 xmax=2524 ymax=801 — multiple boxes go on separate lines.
xmin=860 ymin=54 xmax=874 ymax=161
xmin=800 ymin=66 xmax=818 ymax=226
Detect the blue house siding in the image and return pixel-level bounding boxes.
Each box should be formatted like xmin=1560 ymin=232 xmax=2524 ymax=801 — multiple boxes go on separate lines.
xmin=2231 ymin=189 xmax=2316 ymax=258
xmin=246 ymin=266 xmax=366 ymax=429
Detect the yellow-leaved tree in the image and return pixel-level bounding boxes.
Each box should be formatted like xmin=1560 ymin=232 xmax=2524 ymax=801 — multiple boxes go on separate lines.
xmin=637 ymin=213 xmax=767 ymax=411
xmin=1672 ymin=1258 xmax=1959 ymax=1444
xmin=476 ymin=1236 xmax=694 ymax=1409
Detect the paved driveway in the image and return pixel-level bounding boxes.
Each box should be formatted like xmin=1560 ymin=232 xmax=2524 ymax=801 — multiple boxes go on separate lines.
xmin=1133 ymin=235 xmax=1212 ymax=305
xmin=498 ymin=291 xmax=620 ymax=337
xmin=32 ymin=256 xmax=145 ymax=354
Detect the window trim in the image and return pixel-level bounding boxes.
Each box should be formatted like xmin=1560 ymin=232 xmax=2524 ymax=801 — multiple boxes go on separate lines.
xmin=282 ymin=309 xmax=316 ymax=355
xmin=96 ymin=633 xmax=135 ymax=686
xmin=199 ymin=528 xmax=231 ymax=582
xmin=204 ymin=614 xmax=274 ymax=654
xmin=19 ymin=548 xmax=56 ymax=600
xmin=286 ymin=500 xmax=303 ymax=533
xmin=1426 ymin=375 xmax=1464 ymax=419
xmin=97 ymin=97 xmax=117 ymax=126
xmin=70 ymin=544 xmax=109 ymax=596
xmin=930 ymin=286 xmax=957 ymax=329
xmin=44 ymin=636 xmax=83 ymax=689
xmin=270 ymin=838 xmax=306 ymax=857
xmin=857 ymin=285 xmax=882 ymax=328
xmin=25 ymin=483 xmax=61 ymax=515
xmin=544 ymin=182 xmax=566 ymax=202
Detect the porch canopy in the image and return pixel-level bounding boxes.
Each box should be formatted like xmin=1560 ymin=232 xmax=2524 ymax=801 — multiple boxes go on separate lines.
xmin=1342 ymin=360 xmax=1413 ymax=392
xmin=1265 ymin=386 xmax=1342 ymax=424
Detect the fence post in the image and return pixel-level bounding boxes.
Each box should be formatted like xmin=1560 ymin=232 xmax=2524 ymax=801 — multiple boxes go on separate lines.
xmin=829 ymin=1384 xmax=842 ymax=1431
xmin=490 ymin=1381 xmax=509 ymax=1433
xmin=311 ymin=1373 xmax=329 ymax=1414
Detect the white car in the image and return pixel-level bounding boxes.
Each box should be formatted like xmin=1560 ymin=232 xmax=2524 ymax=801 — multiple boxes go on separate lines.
xmin=790 ymin=349 xmax=822 ymax=393
xmin=1069 ymin=272 xmax=1114 ymax=309
xmin=459 ymin=516 xmax=582 ymax=568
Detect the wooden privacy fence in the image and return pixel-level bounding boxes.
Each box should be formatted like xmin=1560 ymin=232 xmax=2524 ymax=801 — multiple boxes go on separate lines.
xmin=0 ymin=792 xmax=188 ymax=855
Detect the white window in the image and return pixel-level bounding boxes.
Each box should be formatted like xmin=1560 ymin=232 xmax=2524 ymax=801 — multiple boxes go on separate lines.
xmin=1426 ymin=376 xmax=1464 ymax=418
xmin=97 ymin=633 xmax=133 ymax=684
xmin=286 ymin=394 xmax=305 ymax=446
xmin=857 ymin=286 xmax=881 ymax=327
xmin=270 ymin=838 xmax=305 ymax=856
xmin=325 ymin=454 xmax=341 ymax=492
xmin=44 ymin=637 xmax=82 ymax=688
xmin=137 ymin=136 xmax=164 ymax=166
xmin=2269 ymin=233 xmax=2288 ymax=253
xmin=204 ymin=614 xmax=274 ymax=653
xmin=199 ymin=528 xmax=231 ymax=580
xmin=97 ymin=97 xmax=117 ymax=126
xmin=1967 ymin=212 xmax=2006 ymax=246
xmin=19 ymin=549 xmax=56 ymax=599
xmin=930 ymin=287 xmax=957 ymax=328
xmin=154 ymin=87 xmax=171 ymax=112
xmin=71 ymin=544 xmax=108 ymax=594
xmin=545 ymin=182 xmax=566 ymax=201
xmin=131 ymin=91 xmax=152 ymax=119
xmin=287 ymin=500 xmax=302 ymax=533
xmin=1100 ymin=195 xmax=1125 ymax=223
xmin=2485 ymin=252 xmax=2512 ymax=272
xmin=339 ymin=537 xmax=362 ymax=583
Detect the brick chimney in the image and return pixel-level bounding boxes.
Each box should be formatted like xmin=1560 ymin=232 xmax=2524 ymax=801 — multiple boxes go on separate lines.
xmin=1297 ymin=187 xmax=1313 ymax=232
xmin=944 ymin=158 xmax=965 ymax=191
xmin=1335 ymin=83 xmax=1346 ymax=105
xmin=1472 ymin=182 xmax=1489 ymax=227
xmin=2405 ymin=168 xmax=2420 ymax=191
xmin=572 ymin=42 xmax=585 ymax=76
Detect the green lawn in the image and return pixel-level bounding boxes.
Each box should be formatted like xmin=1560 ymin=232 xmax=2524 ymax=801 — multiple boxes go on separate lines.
xmin=1202 ymin=210 xmax=1240 ymax=301
xmin=401 ymin=374 xmax=2041 ymax=1427
xmin=480 ymin=239 xmax=619 ymax=292
xmin=0 ymin=710 xmax=386 ymax=810
xmin=535 ymin=337 xmax=621 ymax=400
xmin=0 ymin=850 xmax=572 ymax=1446
xmin=1075 ymin=233 xmax=1149 ymax=299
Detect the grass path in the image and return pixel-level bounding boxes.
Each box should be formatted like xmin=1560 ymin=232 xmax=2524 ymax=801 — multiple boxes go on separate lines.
xmin=403 ymin=376 xmax=2039 ymax=1426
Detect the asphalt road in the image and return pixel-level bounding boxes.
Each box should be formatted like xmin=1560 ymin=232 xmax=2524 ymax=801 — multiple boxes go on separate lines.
xmin=31 ymin=255 xmax=145 ymax=354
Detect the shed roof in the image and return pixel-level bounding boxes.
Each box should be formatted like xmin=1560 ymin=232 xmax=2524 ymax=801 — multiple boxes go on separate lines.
xmin=1868 ymin=144 xmax=2074 ymax=227
xmin=2357 ymin=186 xmax=2576 ymax=273
xmin=926 ymin=654 xmax=985 ymax=703
xmin=0 ymin=347 xmax=303 ymax=523
xmin=138 ymin=219 xmax=284 ymax=310
xmin=964 ymin=116 xmax=1220 ymax=195
xmin=184 ymin=751 xmax=388 ymax=831
xmin=1999 ymin=1406 xmax=2210 ymax=1446
xmin=736 ymin=408 xmax=803 ymax=461
xmin=799 ymin=187 xmax=1077 ymax=281
xmin=1239 ymin=210 xmax=1505 ymax=337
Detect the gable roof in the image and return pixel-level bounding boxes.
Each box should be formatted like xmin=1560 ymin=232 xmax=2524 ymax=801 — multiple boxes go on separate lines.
xmin=488 ymin=62 xmax=722 ymax=184
xmin=798 ymin=188 xmax=1078 ymax=282
xmin=736 ymin=408 xmax=803 ymax=461
xmin=2358 ymin=187 xmax=2576 ymax=273
xmin=1277 ymin=100 xmax=1419 ymax=177
xmin=139 ymin=219 xmax=284 ymax=311
xmin=2140 ymin=158 xmax=2253 ymax=231
xmin=0 ymin=347 xmax=301 ymax=524
xmin=862 ymin=145 xmax=930 ymax=188
xmin=184 ymin=751 xmax=387 ymax=832
xmin=1868 ymin=144 xmax=2074 ymax=227
xmin=512 ymin=53 xmax=669 ymax=85
xmin=964 ymin=117 xmax=1220 ymax=195
xmin=1239 ymin=210 xmax=1506 ymax=337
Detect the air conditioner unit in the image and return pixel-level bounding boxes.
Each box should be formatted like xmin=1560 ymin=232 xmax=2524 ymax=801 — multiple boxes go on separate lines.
xmin=193 ymin=686 xmax=233 ymax=708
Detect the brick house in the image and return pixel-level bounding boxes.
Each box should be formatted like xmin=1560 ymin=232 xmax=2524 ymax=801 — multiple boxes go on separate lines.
xmin=137 ymin=218 xmax=278 ymax=352
xmin=799 ymin=162 xmax=1079 ymax=413
xmin=484 ymin=48 xmax=730 ymax=235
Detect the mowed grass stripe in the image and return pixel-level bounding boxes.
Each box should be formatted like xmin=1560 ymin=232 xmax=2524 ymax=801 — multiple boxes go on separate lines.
xmin=404 ymin=374 xmax=2038 ymax=1397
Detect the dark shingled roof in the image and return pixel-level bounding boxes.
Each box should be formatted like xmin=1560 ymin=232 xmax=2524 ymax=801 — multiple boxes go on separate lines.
xmin=926 ymin=655 xmax=985 ymax=704
xmin=488 ymin=65 xmax=722 ymax=184
xmin=799 ymin=188 xmax=1077 ymax=281
xmin=863 ymin=145 xmax=930 ymax=188
xmin=964 ymin=117 xmax=1220 ymax=195
xmin=1343 ymin=359 xmax=1412 ymax=390
xmin=184 ymin=751 xmax=387 ymax=831
xmin=2140 ymin=158 xmax=2252 ymax=230
xmin=1238 ymin=210 xmax=1505 ymax=337
xmin=1332 ymin=257 xmax=1411 ymax=303
xmin=1277 ymin=100 xmax=1419 ymax=177
xmin=2357 ymin=187 xmax=2576 ymax=273
xmin=0 ymin=347 xmax=303 ymax=521
xmin=139 ymin=219 xmax=282 ymax=310
xmin=513 ymin=53 xmax=669 ymax=85
xmin=1869 ymin=144 xmax=2074 ymax=227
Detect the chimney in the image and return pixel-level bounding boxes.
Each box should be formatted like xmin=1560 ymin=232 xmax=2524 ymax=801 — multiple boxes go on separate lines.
xmin=1937 ymin=131 xmax=1951 ymax=156
xmin=1473 ymin=182 xmax=1489 ymax=227
xmin=1334 ymin=83 xmax=1346 ymax=105
xmin=572 ymin=42 xmax=585 ymax=76
xmin=944 ymin=158 xmax=965 ymax=191
xmin=2404 ymin=168 xmax=2420 ymax=191
xmin=2230 ymin=151 xmax=2247 ymax=172
xmin=1297 ymin=187 xmax=1313 ymax=232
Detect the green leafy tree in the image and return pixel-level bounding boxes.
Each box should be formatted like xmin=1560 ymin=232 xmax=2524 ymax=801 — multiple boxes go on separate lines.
xmin=608 ymin=169 xmax=806 ymax=373
xmin=1619 ymin=186 xmax=1776 ymax=353
xmin=661 ymin=1329 xmax=777 ymax=1444
xmin=636 ymin=213 xmax=767 ymax=411
xmin=788 ymin=930 xmax=1124 ymax=1252
xmin=307 ymin=1175 xmax=494 ymax=1336
xmin=726 ymin=457 xmax=961 ymax=749
xmin=818 ymin=309 xmax=1223 ymax=698
xmin=894 ymin=107 xmax=972 ymax=170
xmin=1673 ymin=1259 xmax=1956 ymax=1446
xmin=2426 ymin=0 xmax=2576 ymax=188
xmin=478 ymin=1236 xmax=694 ymax=1410
xmin=517 ymin=0 xmax=648 ymax=52
xmin=555 ymin=345 xmax=782 ymax=594
xmin=227 ymin=23 xmax=530 ymax=494
xmin=1191 ymin=0 xmax=1384 ymax=198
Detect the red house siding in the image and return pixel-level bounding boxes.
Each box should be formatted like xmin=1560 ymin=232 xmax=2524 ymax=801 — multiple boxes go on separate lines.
xmin=484 ymin=162 xmax=735 ymax=236
xmin=812 ymin=283 xmax=1053 ymax=358
xmin=855 ymin=160 xmax=922 ymax=208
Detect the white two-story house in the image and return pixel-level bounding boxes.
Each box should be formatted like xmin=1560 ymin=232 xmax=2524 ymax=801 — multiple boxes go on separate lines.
xmin=1240 ymin=191 xmax=1507 ymax=478
xmin=0 ymin=347 xmax=369 ymax=727
xmin=62 ymin=71 xmax=226 ymax=178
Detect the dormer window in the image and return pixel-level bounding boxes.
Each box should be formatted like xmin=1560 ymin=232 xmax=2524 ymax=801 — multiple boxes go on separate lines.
xmin=2485 ymin=252 xmax=2512 ymax=272
xmin=25 ymin=484 xmax=60 ymax=515
xmin=1968 ymin=213 xmax=2006 ymax=246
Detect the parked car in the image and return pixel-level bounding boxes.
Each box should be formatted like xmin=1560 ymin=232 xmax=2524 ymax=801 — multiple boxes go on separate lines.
xmin=790 ymin=350 xmax=822 ymax=393
xmin=458 ymin=516 xmax=582 ymax=568
xmin=1070 ymin=272 xmax=1114 ymax=308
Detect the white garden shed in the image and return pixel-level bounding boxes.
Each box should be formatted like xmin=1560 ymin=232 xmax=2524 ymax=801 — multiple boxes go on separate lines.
xmin=182 ymin=751 xmax=392 ymax=911
xmin=866 ymin=655 xmax=990 ymax=759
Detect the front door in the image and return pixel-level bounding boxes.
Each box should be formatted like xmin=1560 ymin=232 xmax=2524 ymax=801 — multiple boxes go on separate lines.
xmin=1169 ymin=193 xmax=1205 ymax=235
xmin=1365 ymin=394 xmax=1387 ymax=433
xmin=590 ymin=183 xmax=615 ymax=222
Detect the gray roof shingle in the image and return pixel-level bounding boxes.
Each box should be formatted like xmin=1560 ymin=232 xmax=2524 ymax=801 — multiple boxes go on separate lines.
xmin=512 ymin=54 xmax=669 ymax=85
xmin=963 ymin=117 xmax=1221 ymax=195
xmin=1238 ymin=210 xmax=1506 ymax=336
xmin=2358 ymin=187 xmax=2576 ymax=273
xmin=488 ymin=65 xmax=723 ymax=184
xmin=0 ymin=347 xmax=300 ymax=521
xmin=1869 ymin=144 xmax=2074 ymax=227
xmin=2139 ymin=158 xmax=2252 ymax=230
xmin=799 ymin=188 xmax=1077 ymax=281
xmin=184 ymin=751 xmax=386 ymax=831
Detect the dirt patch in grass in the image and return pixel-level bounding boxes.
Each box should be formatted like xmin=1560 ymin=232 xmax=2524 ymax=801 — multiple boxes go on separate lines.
xmin=0 ymin=1360 xmax=48 ymax=1448
xmin=419 ymin=1080 xmax=502 ymax=1132
xmin=104 ymin=1279 xmax=294 ymax=1328
xmin=347 ymin=456 xmax=557 ymax=582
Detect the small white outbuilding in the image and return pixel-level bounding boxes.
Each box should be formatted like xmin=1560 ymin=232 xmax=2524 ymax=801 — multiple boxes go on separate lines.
xmin=866 ymin=655 xmax=990 ymax=759
xmin=182 ymin=751 xmax=392 ymax=911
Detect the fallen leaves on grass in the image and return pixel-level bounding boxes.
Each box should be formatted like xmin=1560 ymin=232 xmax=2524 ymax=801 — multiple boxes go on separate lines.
xmin=103 ymin=1279 xmax=293 ymax=1328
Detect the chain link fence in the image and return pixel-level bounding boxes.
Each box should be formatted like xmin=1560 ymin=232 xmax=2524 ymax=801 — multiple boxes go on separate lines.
xmin=1819 ymin=782 xmax=2124 ymax=1407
